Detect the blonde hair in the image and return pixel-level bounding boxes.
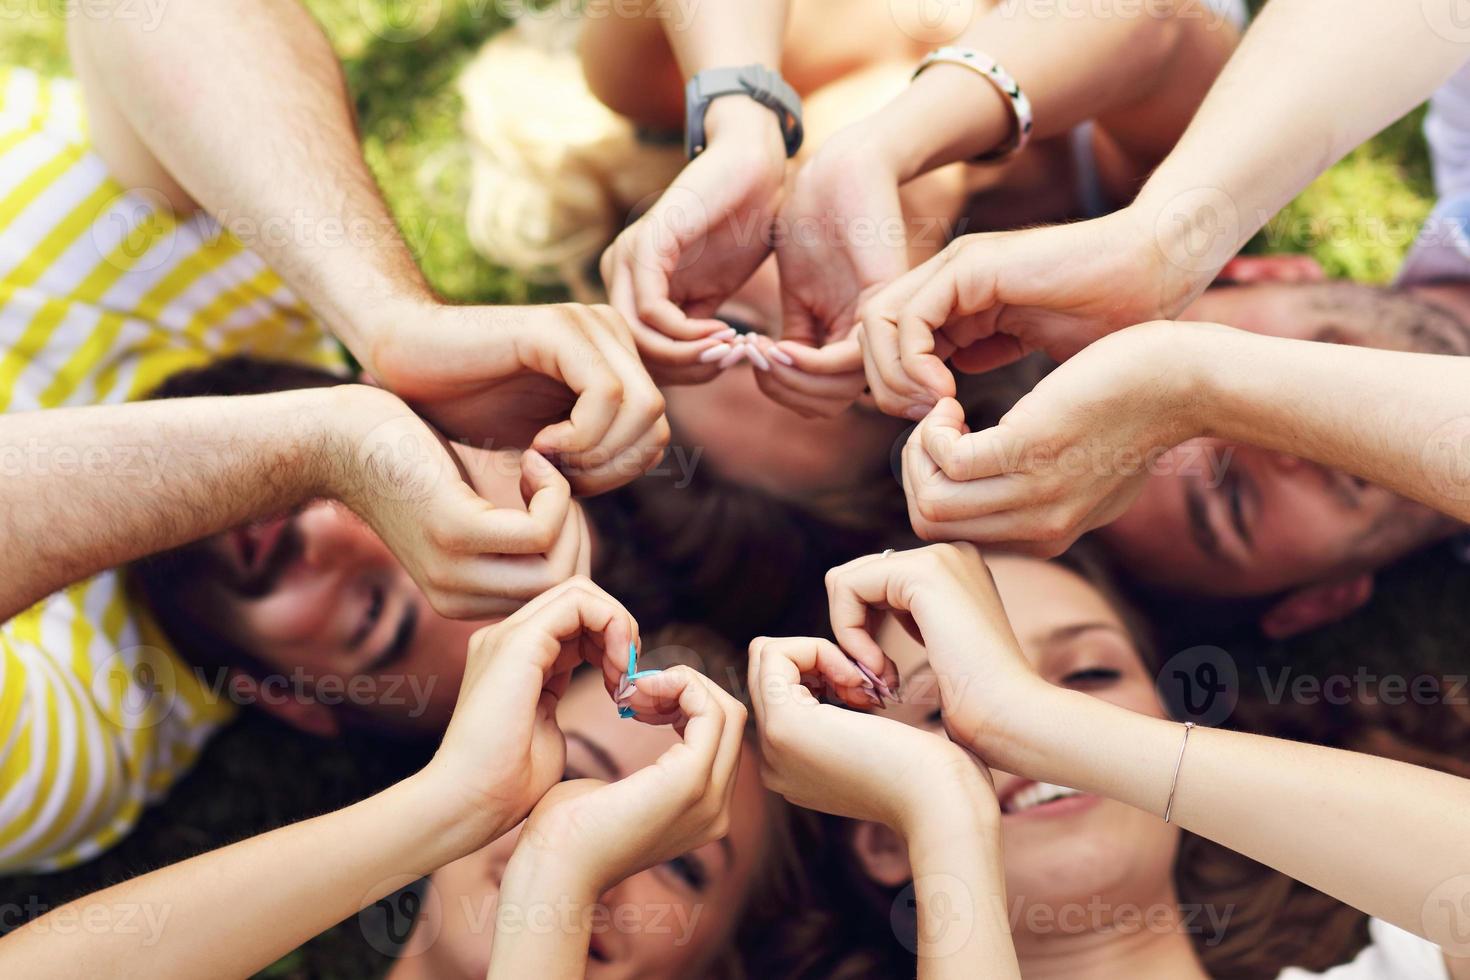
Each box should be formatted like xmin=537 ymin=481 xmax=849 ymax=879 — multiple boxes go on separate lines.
xmin=458 ymin=17 xmax=683 ymax=299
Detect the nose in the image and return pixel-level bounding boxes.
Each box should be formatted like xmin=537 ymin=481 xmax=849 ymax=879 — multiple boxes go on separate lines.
xmin=294 ymin=501 xmax=388 ymax=570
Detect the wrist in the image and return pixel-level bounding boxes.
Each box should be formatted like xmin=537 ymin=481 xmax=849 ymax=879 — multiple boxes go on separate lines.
xmin=387 ymin=769 xmax=505 ymax=871
xmin=897 ymin=744 xmax=1001 ymax=841
xmin=875 ymin=64 xmax=1013 ymax=182
xmin=343 ymin=291 xmax=445 ymax=382
xmin=703 ymin=97 xmax=787 ymax=172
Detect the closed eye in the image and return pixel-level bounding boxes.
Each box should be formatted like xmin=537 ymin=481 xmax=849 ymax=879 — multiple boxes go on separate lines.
xmin=1064 ymin=667 xmax=1121 ymax=691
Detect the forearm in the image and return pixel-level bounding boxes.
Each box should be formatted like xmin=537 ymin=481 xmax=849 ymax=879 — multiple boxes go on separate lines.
xmin=0 ymin=774 xmax=480 ymax=978
xmin=1135 ymin=0 xmax=1469 ymax=281
xmin=0 ymin=388 xmax=345 ymax=621
xmin=875 ymin=0 xmax=1211 ymax=181
xmin=984 ymin=687 xmax=1470 ymax=942
xmin=70 ymin=0 xmax=431 ymax=358
xmin=486 ymin=848 xmax=598 ymax=979
xmin=903 ymin=778 xmax=1020 ymax=979
xmin=1181 ymin=322 xmax=1470 ymax=522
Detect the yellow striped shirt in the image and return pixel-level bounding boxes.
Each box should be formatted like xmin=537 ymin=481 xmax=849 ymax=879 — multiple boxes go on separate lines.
xmin=0 ymin=68 xmax=342 ymax=872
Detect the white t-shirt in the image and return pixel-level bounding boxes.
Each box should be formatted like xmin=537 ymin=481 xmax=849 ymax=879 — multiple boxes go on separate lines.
xmin=1278 ymin=919 xmax=1449 ymax=980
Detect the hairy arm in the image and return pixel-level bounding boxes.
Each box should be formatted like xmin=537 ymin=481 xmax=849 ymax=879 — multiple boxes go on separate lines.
xmin=69 ymin=0 xmax=426 ymax=354
xmin=0 ymin=388 xmax=339 ymax=622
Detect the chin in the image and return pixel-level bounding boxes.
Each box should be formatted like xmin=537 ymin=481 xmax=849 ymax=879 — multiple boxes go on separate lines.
xmin=1002 ymin=801 xmax=1176 ymax=914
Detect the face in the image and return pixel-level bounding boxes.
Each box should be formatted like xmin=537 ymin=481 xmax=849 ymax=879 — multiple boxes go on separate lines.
xmin=865 ymin=557 xmax=1179 ymax=924
xmin=160 ymin=501 xmax=483 ymax=733
xmin=663 ymin=258 xmax=907 ymax=505
xmin=399 ymin=671 xmax=772 ymax=979
xmin=1099 ymin=281 xmax=1458 ymax=597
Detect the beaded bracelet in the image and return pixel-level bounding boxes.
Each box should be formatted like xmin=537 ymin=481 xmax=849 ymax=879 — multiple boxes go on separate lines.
xmin=912 ymin=46 xmax=1034 ymax=162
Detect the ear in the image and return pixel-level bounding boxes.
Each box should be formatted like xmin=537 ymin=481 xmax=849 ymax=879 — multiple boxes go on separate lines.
xmin=1260 ymin=573 xmax=1375 ymax=639
xmin=230 ymin=671 xmax=341 ymax=738
xmin=850 ymin=820 xmax=913 ymax=888
xmin=1217 ymin=254 xmax=1327 ymax=285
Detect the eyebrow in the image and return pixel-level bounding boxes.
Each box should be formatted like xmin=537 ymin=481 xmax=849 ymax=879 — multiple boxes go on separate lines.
xmin=566 ymin=732 xmax=622 ymax=779
xmin=363 ymin=604 xmax=418 ymax=675
xmin=1032 ymin=622 xmax=1130 ymax=647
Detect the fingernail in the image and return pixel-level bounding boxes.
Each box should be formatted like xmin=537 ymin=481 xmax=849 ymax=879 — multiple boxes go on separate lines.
xmin=698 ymin=343 xmax=733 ymax=363
xmin=863 ymin=689 xmax=884 ymax=709
xmin=718 ymin=347 xmax=746 ymax=370
xmin=745 ymin=344 xmax=771 ymax=371
xmin=616 ymin=675 xmax=632 ymax=700
xmin=618 ymin=705 xmax=637 ymax=719
xmin=710 ymin=327 xmax=737 ymax=341
xmin=905 ymin=404 xmax=929 ymax=421
xmin=769 ymin=346 xmax=795 ymax=367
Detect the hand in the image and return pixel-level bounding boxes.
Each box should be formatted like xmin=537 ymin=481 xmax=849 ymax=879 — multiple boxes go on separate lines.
xmin=774 ymin=125 xmax=909 ymax=351
xmin=363 ymin=301 xmax=669 ymax=495
xmin=419 ymin=577 xmax=639 ymax=852
xmin=824 ymin=544 xmax=1047 ymax=759
xmin=903 ymin=322 xmax=1205 ymax=555
xmin=748 ymin=635 xmax=996 ymax=833
xmin=600 ymin=98 xmax=787 ymax=385
xmin=325 ymin=385 xmax=591 ymax=620
xmin=856 ymin=207 xmax=1195 ymax=420
xmin=511 ymin=666 xmax=748 ymax=895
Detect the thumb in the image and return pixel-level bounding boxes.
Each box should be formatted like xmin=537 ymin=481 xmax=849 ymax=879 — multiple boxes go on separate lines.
xmin=921 ymin=402 xmax=1027 ymax=482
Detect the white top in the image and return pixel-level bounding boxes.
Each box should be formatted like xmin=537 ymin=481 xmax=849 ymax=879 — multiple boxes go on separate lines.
xmin=1278 ymin=919 xmax=1448 ymax=980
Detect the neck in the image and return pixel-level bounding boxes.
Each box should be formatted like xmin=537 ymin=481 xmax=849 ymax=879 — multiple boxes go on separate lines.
xmin=1011 ymin=886 xmax=1210 ymax=980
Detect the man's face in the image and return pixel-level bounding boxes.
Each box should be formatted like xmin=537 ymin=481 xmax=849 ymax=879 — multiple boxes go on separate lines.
xmin=1099 ymin=280 xmax=1462 ymax=597
xmin=167 ymin=501 xmax=485 ymax=733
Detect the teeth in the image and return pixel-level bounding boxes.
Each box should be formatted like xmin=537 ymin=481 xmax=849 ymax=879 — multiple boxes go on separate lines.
xmin=1004 ymin=782 xmax=1082 ymax=814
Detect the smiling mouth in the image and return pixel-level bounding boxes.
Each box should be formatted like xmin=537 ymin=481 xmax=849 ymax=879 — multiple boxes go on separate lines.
xmin=1000 ymin=781 xmax=1090 ymax=816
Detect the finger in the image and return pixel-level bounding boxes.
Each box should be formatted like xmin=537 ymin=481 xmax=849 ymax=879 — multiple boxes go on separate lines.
xmin=774 ymin=336 xmax=863 ymax=375
xmin=559 ymin=413 xmax=670 ymax=496
xmin=552 ymin=311 xmax=668 ymax=470
xmin=950 ymin=334 xmax=1027 ymax=374
xmin=753 ymin=355 xmax=867 ymax=419
xmin=624 ymin=667 xmax=726 ymax=772
xmin=895 ymin=254 xmax=983 ymax=401
xmin=528 ymin=340 xmax=621 ymax=459
xmin=823 ymin=557 xmax=907 ymax=691
xmin=920 ymin=399 xmax=1014 ymax=484
xmin=757 ymin=634 xmax=881 ymax=711
xmin=631 ymin=227 xmax=718 ymax=342
xmin=498 ymin=577 xmax=637 ymax=678
xmin=857 ymin=317 xmax=933 ymax=420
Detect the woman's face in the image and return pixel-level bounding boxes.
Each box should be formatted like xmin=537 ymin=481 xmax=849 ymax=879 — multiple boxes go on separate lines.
xmin=865 ymin=556 xmax=1180 ymax=925
xmin=663 ymin=257 xmax=907 ymax=505
xmin=399 ymin=671 xmax=772 ymax=979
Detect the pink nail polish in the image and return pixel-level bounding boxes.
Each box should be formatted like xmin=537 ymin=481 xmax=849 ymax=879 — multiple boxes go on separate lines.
xmin=711 ymin=327 xmax=737 ymax=341
xmin=717 ymin=347 xmax=746 ymax=370
xmin=769 ymin=346 xmax=796 ymax=367
xmin=698 ymin=343 xmax=733 ymax=363
xmin=746 ymin=344 xmax=771 ymax=371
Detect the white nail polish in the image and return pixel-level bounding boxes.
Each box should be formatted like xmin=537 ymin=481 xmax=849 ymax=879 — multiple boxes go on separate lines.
xmin=769 ymin=346 xmax=796 ymax=367
xmin=698 ymin=343 xmax=733 ymax=363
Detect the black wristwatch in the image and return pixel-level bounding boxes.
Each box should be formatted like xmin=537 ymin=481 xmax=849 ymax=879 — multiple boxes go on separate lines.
xmin=684 ymin=64 xmax=804 ymax=160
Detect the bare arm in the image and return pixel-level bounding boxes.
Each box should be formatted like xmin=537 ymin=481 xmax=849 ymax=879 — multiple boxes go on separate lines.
xmin=0 ymin=389 xmax=329 ymax=622
xmin=0 ymin=385 xmax=589 ymax=624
